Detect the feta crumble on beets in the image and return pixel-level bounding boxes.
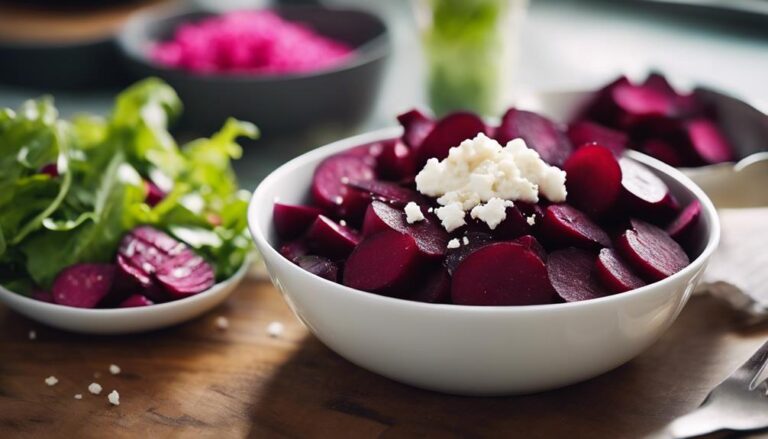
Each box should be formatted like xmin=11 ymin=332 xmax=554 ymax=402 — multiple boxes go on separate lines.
xmin=45 ymin=376 xmax=58 ymax=386
xmin=108 ymin=390 xmax=120 ymax=406
xmin=447 ymin=239 xmax=461 ymax=249
xmin=404 ymin=202 xmax=425 ymax=224
xmin=89 ymin=383 xmax=103 ymax=395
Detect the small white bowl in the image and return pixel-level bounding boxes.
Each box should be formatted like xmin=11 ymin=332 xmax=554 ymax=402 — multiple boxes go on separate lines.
xmin=248 ymin=127 xmax=720 ymax=396
xmin=0 ymin=261 xmax=248 ymax=334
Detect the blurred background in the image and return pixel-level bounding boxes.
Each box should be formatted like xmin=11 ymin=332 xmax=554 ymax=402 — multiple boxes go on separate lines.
xmin=0 ymin=0 xmax=766 ymax=189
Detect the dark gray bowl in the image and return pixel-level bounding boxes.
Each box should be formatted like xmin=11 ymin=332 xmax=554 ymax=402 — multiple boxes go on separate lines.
xmin=117 ymin=5 xmax=390 ymax=136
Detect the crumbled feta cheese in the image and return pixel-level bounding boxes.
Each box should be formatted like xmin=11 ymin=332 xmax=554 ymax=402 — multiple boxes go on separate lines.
xmin=109 ymin=364 xmax=121 ymax=375
xmin=74 ymin=394 xmax=83 ymax=400
xmin=28 ymin=330 xmax=36 ymax=340
xmin=415 ymin=133 xmax=567 ymax=231
xmin=339 ymin=219 xmax=347 ymax=227
xmin=527 ymin=215 xmax=537 ymax=226
xmin=88 ymin=383 xmax=102 ymax=395
xmin=447 ymin=239 xmax=461 ymax=249
xmin=215 ymin=316 xmax=229 ymax=330
xmin=45 ymin=376 xmax=58 ymax=386
xmin=267 ymin=321 xmax=284 ymax=338
xmin=470 ymin=197 xmax=514 ymax=230
xmin=462 ymin=236 xmax=469 ymax=245
xmin=404 ymin=202 xmax=425 ymax=224
xmin=108 ymin=390 xmax=120 ymax=406
xmin=340 ymin=176 xmax=349 ymax=184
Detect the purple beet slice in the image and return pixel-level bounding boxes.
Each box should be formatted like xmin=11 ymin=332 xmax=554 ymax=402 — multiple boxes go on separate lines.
xmin=617 ymin=219 xmax=690 ymax=281
xmin=311 ymin=155 xmax=375 ymax=221
xmin=306 ymin=215 xmax=361 ymax=259
xmin=666 ymin=200 xmax=702 ymax=243
xmin=343 ymin=230 xmax=422 ymax=295
xmin=641 ymin=139 xmax=685 ymax=167
xmin=117 ymin=226 xmax=187 ymax=289
xmin=643 ymin=72 xmax=677 ymax=98
xmin=295 ymin=255 xmax=339 ymax=282
xmin=416 ymin=112 xmax=487 ymax=166
xmin=547 ymin=248 xmax=610 ymax=302
xmin=376 ymin=140 xmax=416 ymax=181
xmin=443 ymin=231 xmax=494 ymax=275
xmin=491 ymin=205 xmax=532 ymax=240
xmin=685 ymin=119 xmax=734 ymax=164
xmin=611 ymin=83 xmax=674 ymax=123
xmin=52 ymin=263 xmax=116 ymax=308
xmin=513 ymin=235 xmax=547 ymax=262
xmin=595 ymin=248 xmax=646 ymax=293
xmin=410 ymin=268 xmax=451 ymax=304
xmin=156 ymin=250 xmax=215 ymax=298
xmin=273 ymin=203 xmax=323 ymax=240
xmin=620 ymin=158 xmax=679 ymax=221
xmin=397 ymin=109 xmax=434 ymax=150
xmin=40 ymin=163 xmax=59 ymax=177
xmin=119 ymin=294 xmax=154 ymax=308
xmin=361 ymin=201 xmax=447 ymax=260
xmin=347 ymin=180 xmax=426 ymax=207
xmin=496 ymin=108 xmax=573 ymax=167
xmin=563 ymin=145 xmax=623 ymax=218
xmin=540 ymin=204 xmax=611 ymax=250
xmin=567 ymin=121 xmax=628 ymax=156
xmin=279 ymin=240 xmax=309 ymax=262
xmin=452 ymin=242 xmax=556 ymax=306
xmin=144 ymin=180 xmax=165 ymax=207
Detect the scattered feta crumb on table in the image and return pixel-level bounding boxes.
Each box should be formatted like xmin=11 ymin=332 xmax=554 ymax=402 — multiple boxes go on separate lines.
xmin=74 ymin=394 xmax=83 ymax=400
xmin=216 ymin=316 xmax=229 ymax=330
xmin=447 ymin=238 xmax=460 ymax=249
xmin=109 ymin=364 xmax=121 ymax=375
xmin=45 ymin=376 xmax=58 ymax=386
xmin=108 ymin=390 xmax=120 ymax=406
xmin=267 ymin=321 xmax=284 ymax=338
xmin=28 ymin=330 xmax=36 ymax=340
xmin=88 ymin=382 xmax=102 ymax=395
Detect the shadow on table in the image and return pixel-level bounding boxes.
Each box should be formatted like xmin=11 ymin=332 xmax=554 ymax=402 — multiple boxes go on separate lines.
xmin=246 ymin=295 xmax=768 ymax=439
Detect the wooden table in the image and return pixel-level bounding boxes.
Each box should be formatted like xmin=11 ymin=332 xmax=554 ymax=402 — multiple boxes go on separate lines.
xmin=1 ymin=278 xmax=767 ymax=438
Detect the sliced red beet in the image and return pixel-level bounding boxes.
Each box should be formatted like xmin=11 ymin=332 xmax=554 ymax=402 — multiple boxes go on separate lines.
xmin=540 ymin=204 xmax=611 ymax=250
xmin=641 ymin=139 xmax=685 ymax=167
xmin=416 ymin=112 xmax=487 ymax=165
xmin=567 ymin=121 xmax=628 ymax=156
xmin=306 ymin=215 xmax=361 ymax=259
xmin=685 ymin=119 xmax=734 ymax=164
xmin=643 ymin=72 xmax=677 ymax=98
xmin=410 ymin=268 xmax=451 ymax=304
xmin=547 ymin=248 xmax=610 ymax=302
xmin=273 ymin=202 xmax=323 ymax=240
xmin=311 ymin=155 xmax=375 ymax=221
xmin=339 ymin=142 xmax=383 ymax=165
xmin=452 ymin=242 xmax=556 ymax=306
xmin=617 ymin=219 xmax=690 ymax=281
xmin=397 ymin=109 xmax=435 ymax=150
xmin=119 ymin=294 xmax=154 ymax=308
xmin=620 ymin=158 xmax=679 ymax=221
xmin=563 ymin=145 xmax=623 ymax=218
xmin=611 ymin=83 xmax=674 ymax=125
xmin=117 ymin=226 xmax=187 ymax=289
xmin=361 ymin=201 xmax=447 ymax=260
xmin=347 ymin=180 xmax=426 ymax=207
xmin=343 ymin=230 xmax=422 ymax=295
xmin=155 ymin=251 xmax=215 ymax=298
xmin=295 ymin=255 xmax=339 ymax=282
xmin=513 ymin=235 xmax=547 ymax=262
xmin=31 ymin=290 xmax=54 ymax=303
xmin=376 ymin=140 xmax=416 ymax=181
xmin=144 ymin=180 xmax=166 ymax=207
xmin=39 ymin=163 xmax=59 ymax=177
xmin=279 ymin=240 xmax=309 ymax=262
xmin=52 ymin=263 xmax=116 ymax=308
xmin=443 ymin=231 xmax=494 ymax=275
xmin=595 ymin=248 xmax=646 ymax=293
xmin=666 ymin=200 xmax=702 ymax=243
xmin=491 ymin=205 xmax=532 ymax=240
xmin=496 ymin=109 xmax=573 ymax=167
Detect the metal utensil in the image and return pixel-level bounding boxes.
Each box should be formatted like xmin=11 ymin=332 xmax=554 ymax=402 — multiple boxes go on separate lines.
xmin=666 ymin=340 xmax=768 ymax=438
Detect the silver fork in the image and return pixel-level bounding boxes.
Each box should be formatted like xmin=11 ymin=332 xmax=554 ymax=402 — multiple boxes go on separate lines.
xmin=666 ymin=340 xmax=768 ymax=438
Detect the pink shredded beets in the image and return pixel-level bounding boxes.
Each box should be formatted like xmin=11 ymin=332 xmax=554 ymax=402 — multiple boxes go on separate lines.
xmin=151 ymin=11 xmax=354 ymax=75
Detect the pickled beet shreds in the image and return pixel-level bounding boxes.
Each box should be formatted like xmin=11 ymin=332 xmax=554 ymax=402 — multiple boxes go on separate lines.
xmin=152 ymin=11 xmax=354 ymax=75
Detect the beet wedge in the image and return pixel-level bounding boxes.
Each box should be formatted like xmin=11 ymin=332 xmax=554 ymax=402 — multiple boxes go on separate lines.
xmin=362 ymin=201 xmax=447 ymax=260
xmin=547 ymin=248 xmax=610 ymax=302
xmin=617 ymin=219 xmax=690 ymax=281
xmin=540 ymin=204 xmax=611 ymax=250
xmin=595 ymin=248 xmax=646 ymax=293
xmin=343 ymin=230 xmax=422 ymax=296
xmin=52 ymin=263 xmax=116 ymax=308
xmin=416 ymin=112 xmax=487 ymax=166
xmin=295 ymin=255 xmax=339 ymax=282
xmin=311 ymin=154 xmax=375 ymax=221
xmin=155 ymin=251 xmax=215 ymax=298
xmin=306 ymin=215 xmax=361 ymax=259
xmin=620 ymin=158 xmax=679 ymax=222
xmin=397 ymin=109 xmax=434 ymax=150
xmin=563 ymin=145 xmax=622 ymax=219
xmin=273 ymin=202 xmax=323 ymax=240
xmin=496 ymin=108 xmax=573 ymax=167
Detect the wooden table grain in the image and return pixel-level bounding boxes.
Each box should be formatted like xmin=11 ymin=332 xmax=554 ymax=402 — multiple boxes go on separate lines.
xmin=1 ymin=278 xmax=766 ymax=439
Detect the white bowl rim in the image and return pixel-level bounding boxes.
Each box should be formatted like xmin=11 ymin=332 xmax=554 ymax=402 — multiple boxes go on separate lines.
xmin=248 ymin=126 xmax=721 ymax=314
xmin=0 ymin=256 xmax=250 ymax=317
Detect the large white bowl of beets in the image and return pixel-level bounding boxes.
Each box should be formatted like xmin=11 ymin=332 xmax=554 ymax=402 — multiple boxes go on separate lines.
xmin=248 ymin=101 xmax=720 ymax=395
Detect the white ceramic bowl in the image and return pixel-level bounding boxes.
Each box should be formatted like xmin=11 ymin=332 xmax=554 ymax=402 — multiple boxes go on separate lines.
xmin=248 ymin=128 xmax=720 ymax=395
xmin=0 ymin=261 xmax=248 ymax=335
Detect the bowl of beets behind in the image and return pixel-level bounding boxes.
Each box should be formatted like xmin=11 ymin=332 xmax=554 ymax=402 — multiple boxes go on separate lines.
xmin=248 ymin=106 xmax=720 ymax=395
xmin=117 ymin=5 xmax=390 ymax=136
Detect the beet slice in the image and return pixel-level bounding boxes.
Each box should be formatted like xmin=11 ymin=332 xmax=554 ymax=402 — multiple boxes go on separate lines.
xmin=144 ymin=180 xmax=166 ymax=207
xmin=347 ymin=180 xmax=426 ymax=207
xmin=491 ymin=205 xmax=532 ymax=240
xmin=595 ymin=248 xmax=646 ymax=293
xmin=119 ymin=294 xmax=154 ymax=308
xmin=40 ymin=163 xmax=59 ymax=177
xmin=452 ymin=242 xmax=556 ymax=306
xmin=547 ymin=248 xmax=609 ymax=302
xmin=279 ymin=240 xmax=309 ymax=262
xmin=410 ymin=268 xmax=451 ymax=304
xmin=641 ymin=139 xmax=685 ymax=167
xmin=52 ymin=263 xmax=116 ymax=308
xmin=343 ymin=230 xmax=422 ymax=295
xmin=273 ymin=203 xmax=323 ymax=240
xmin=443 ymin=231 xmax=493 ymax=275
xmin=540 ymin=204 xmax=611 ymax=250
xmin=496 ymin=109 xmax=573 ymax=167
xmin=306 ymin=215 xmax=361 ymax=259
xmin=617 ymin=219 xmax=690 ymax=281
xmin=117 ymin=226 xmax=187 ymax=289
xmin=611 ymin=83 xmax=674 ymax=123
xmin=398 ymin=109 xmax=435 ymax=150
xmin=567 ymin=121 xmax=628 ymax=156
xmin=666 ymin=200 xmax=702 ymax=243
xmin=311 ymin=155 xmax=375 ymax=221
xmin=416 ymin=112 xmax=487 ymax=165
xmin=155 ymin=250 xmax=215 ymax=299
xmin=295 ymin=255 xmax=339 ymax=282
xmin=685 ymin=119 xmax=734 ymax=164
xmin=620 ymin=158 xmax=679 ymax=221
xmin=376 ymin=140 xmax=416 ymax=181
xmin=362 ymin=201 xmax=447 ymax=260
xmin=563 ymin=145 xmax=623 ymax=218
xmin=643 ymin=72 xmax=677 ymax=98
xmin=513 ymin=235 xmax=547 ymax=262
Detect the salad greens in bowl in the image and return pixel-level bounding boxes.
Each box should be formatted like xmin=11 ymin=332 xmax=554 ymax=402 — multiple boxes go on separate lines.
xmin=0 ymin=78 xmax=256 ymax=332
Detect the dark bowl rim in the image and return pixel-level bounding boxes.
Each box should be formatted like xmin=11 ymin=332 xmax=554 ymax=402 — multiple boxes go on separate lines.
xmin=116 ymin=3 xmax=392 ymax=83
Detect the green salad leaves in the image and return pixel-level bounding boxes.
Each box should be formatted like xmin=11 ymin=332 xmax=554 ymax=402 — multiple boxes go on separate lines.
xmin=0 ymin=78 xmax=257 ymax=293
